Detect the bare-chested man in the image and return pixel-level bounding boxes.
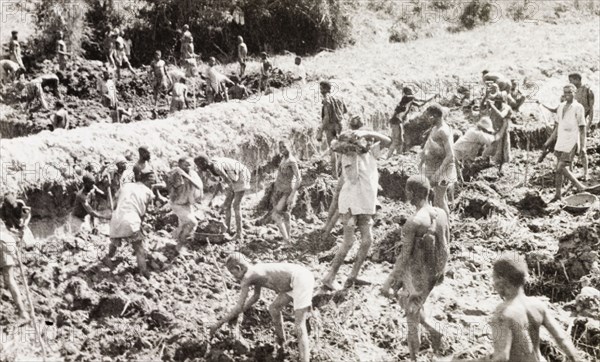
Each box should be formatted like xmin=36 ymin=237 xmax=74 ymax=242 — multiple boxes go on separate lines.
xmin=9 ymin=31 xmax=25 ymax=70
xmin=237 ymin=36 xmax=248 ymax=77
xmin=381 ymin=175 xmax=449 ymax=362
xmin=168 ymin=77 xmax=189 ymax=112
xmin=150 ymin=50 xmax=172 ymax=108
xmin=486 ymin=255 xmax=579 ymax=362
xmin=0 ymin=59 xmax=22 ymax=85
xmin=569 ymin=72 xmax=594 ymax=180
xmin=205 ymin=57 xmax=233 ymax=103
xmin=260 ymin=52 xmax=272 ymax=92
xmin=180 ymin=28 xmax=197 ymax=78
xmin=51 ymin=101 xmax=69 ymax=130
xmin=56 ymin=31 xmax=70 ymax=71
xmin=271 ymin=141 xmax=302 ymax=242
xmin=112 ymin=29 xmax=135 ymax=79
xmin=16 ymin=73 xmax=61 ymax=111
xmin=419 ymin=103 xmax=456 ymax=217
xmin=209 ymin=253 xmax=314 ymax=362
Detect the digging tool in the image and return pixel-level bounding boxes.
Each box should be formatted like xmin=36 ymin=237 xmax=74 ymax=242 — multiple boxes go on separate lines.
xmin=106 ymin=172 xmax=114 ymax=211
xmin=205 ymin=237 xmax=231 ymax=304
xmin=15 ymin=216 xmax=48 ymax=362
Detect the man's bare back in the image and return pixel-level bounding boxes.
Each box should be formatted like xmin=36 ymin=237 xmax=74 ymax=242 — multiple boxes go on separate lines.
xmin=244 ymin=263 xmax=309 ymax=294
xmin=491 ymin=295 xmax=548 ymax=362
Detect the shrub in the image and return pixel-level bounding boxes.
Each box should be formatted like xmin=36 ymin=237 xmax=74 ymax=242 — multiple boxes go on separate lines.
xmin=459 ymin=0 xmax=493 ymax=30
xmin=507 ymin=0 xmax=535 ymax=21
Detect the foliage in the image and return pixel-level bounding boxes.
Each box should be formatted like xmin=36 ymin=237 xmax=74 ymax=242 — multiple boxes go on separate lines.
xmin=458 ymin=0 xmax=493 ymax=30
xmin=30 ymin=0 xmax=91 ymax=61
xmin=507 ymin=0 xmax=535 ymax=21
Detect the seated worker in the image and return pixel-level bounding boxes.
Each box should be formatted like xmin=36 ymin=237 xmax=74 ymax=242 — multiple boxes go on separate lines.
xmin=228 ymin=76 xmax=250 ymax=100
xmin=486 ymin=255 xmax=579 ymax=362
xmin=209 ymin=253 xmax=314 ymax=362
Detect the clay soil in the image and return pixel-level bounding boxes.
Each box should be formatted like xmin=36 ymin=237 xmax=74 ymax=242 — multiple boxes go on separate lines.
xmin=1 ymin=4 xmax=600 ymax=362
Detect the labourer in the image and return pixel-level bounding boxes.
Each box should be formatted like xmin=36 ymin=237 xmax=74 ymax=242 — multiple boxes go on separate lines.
xmin=387 ymin=87 xmax=436 ymax=158
xmin=542 ymin=84 xmax=589 ymax=202
xmin=507 ymin=79 xmax=526 ymax=112
xmin=321 ymin=115 xmax=364 ymax=235
xmin=9 ymin=30 xmax=25 ymax=70
xmin=104 ymin=172 xmax=160 ymax=279
xmin=56 ymin=31 xmax=70 ymax=71
xmin=260 ymin=52 xmax=272 ymax=93
xmin=194 ymin=155 xmax=251 ymax=241
xmin=181 ymin=24 xmax=192 ymax=49
xmin=205 ymin=57 xmax=233 ymax=103
xmin=167 ymin=157 xmax=203 ymax=253
xmin=291 ymin=56 xmax=306 ymax=84
xmin=228 ymin=76 xmax=250 ymax=100
xmin=51 ymin=101 xmax=69 ymax=130
xmin=104 ymin=26 xmax=115 ymax=67
xmin=150 ymin=50 xmax=173 ymax=108
xmin=381 ymin=175 xmax=449 ymax=362
xmin=321 ymin=124 xmax=391 ymax=290
xmin=181 ymin=33 xmax=198 ymax=78
xmin=419 ymin=103 xmax=457 ymax=217
xmin=0 ymin=195 xmax=32 ymax=326
xmin=99 ymin=156 xmax=129 ymax=203
xmin=569 ymin=72 xmax=594 ymax=180
xmin=486 ymin=91 xmax=512 ymax=176
xmin=168 ymin=77 xmax=190 ymax=112
xmin=480 ymin=70 xmax=511 ymax=110
xmin=112 ymin=29 xmax=135 ymax=79
xmin=97 ymin=70 xmax=131 ymax=122
xmin=17 ymin=73 xmax=61 ymax=111
xmin=236 ymin=36 xmax=248 ymax=77
xmin=453 ymin=116 xmax=496 ymax=163
xmin=0 ymin=59 xmax=23 ymax=84
xmin=486 ymin=255 xmax=579 ymax=362
xmin=317 ymin=80 xmax=348 ymax=179
xmin=209 ymin=253 xmax=314 ymax=362
xmin=69 ymin=173 xmax=110 ymax=235
xmin=270 ymin=141 xmax=302 ymax=243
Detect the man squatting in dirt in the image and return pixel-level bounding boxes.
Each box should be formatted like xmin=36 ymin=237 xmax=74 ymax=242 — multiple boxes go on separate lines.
xmin=150 ymin=50 xmax=173 ymax=109
xmin=419 ymin=103 xmax=457 ymax=217
xmin=317 ymin=80 xmax=348 ymax=179
xmin=270 ymin=141 xmax=302 ymax=243
xmin=381 ymin=175 xmax=449 ymax=362
xmin=541 ymin=84 xmax=589 ymax=202
xmin=69 ymin=173 xmax=111 ymax=235
xmin=485 ymin=255 xmax=579 ymax=362
xmin=210 ymin=253 xmax=314 ymax=362
xmin=321 ymin=122 xmax=391 ymax=290
xmin=167 ymin=157 xmax=203 ymax=253
xmin=0 ymin=195 xmax=33 ymax=325
xmin=194 ymin=155 xmax=251 ymax=241
xmin=104 ymin=171 xmax=162 ymax=279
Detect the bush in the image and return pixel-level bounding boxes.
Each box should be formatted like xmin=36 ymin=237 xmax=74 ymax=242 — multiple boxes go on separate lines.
xmin=507 ymin=0 xmax=535 ymax=21
xmin=459 ymin=0 xmax=493 ymax=30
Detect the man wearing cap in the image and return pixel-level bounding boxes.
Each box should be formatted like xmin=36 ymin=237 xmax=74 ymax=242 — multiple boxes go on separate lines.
xmin=318 ymin=80 xmax=348 ymax=179
xmin=51 ymin=101 xmax=69 ymax=130
xmin=237 ymin=36 xmax=247 ymax=77
xmin=9 ymin=31 xmax=24 ymax=70
xmin=168 ymin=157 xmax=203 ymax=252
xmin=322 ymin=120 xmax=391 ymax=290
xmin=104 ymin=172 xmax=159 ymax=279
xmin=543 ymin=84 xmax=588 ymax=202
xmin=194 ymin=155 xmax=251 ymax=241
xmin=260 ymin=52 xmax=272 ymax=92
xmin=420 ymin=103 xmax=456 ymax=217
xmin=169 ymin=76 xmax=189 ymax=112
xmin=453 ymin=116 xmax=496 ymax=163
xmin=69 ymin=173 xmax=110 ymax=235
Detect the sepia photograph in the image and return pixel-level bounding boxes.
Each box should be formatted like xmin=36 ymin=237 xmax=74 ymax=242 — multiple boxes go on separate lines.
xmin=0 ymin=0 xmax=599 ymax=361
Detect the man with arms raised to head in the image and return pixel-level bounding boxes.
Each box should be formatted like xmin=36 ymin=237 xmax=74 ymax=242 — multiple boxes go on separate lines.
xmin=167 ymin=157 xmax=203 ymax=253
xmin=381 ymin=175 xmax=449 ymax=362
xmin=209 ymin=253 xmax=314 ymax=362
xmin=321 ymin=120 xmax=391 ymax=289
xmin=419 ymin=103 xmax=457 ymax=217
xmin=486 ymin=255 xmax=579 ymax=362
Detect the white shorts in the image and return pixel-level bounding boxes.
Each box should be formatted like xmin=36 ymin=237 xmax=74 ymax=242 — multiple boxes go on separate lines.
xmin=286 ymin=267 xmax=315 ymax=310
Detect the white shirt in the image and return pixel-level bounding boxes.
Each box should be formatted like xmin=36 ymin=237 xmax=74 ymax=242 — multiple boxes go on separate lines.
xmin=292 ymin=64 xmax=306 ymax=84
xmin=338 ymin=143 xmax=381 ymax=215
xmin=554 ymin=100 xmax=585 ymax=153
xmin=109 ymin=183 xmax=153 ymax=238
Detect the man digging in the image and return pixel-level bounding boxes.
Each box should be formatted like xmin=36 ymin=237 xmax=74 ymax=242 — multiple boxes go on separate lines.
xmin=209 ymin=253 xmax=314 ymax=362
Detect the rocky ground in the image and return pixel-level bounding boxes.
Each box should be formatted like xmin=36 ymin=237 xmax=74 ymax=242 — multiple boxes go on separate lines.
xmin=1 ymin=3 xmax=600 ymax=362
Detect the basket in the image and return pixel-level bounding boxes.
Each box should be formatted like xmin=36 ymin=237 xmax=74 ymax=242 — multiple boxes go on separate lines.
xmin=563 ymin=193 xmax=598 ymax=213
